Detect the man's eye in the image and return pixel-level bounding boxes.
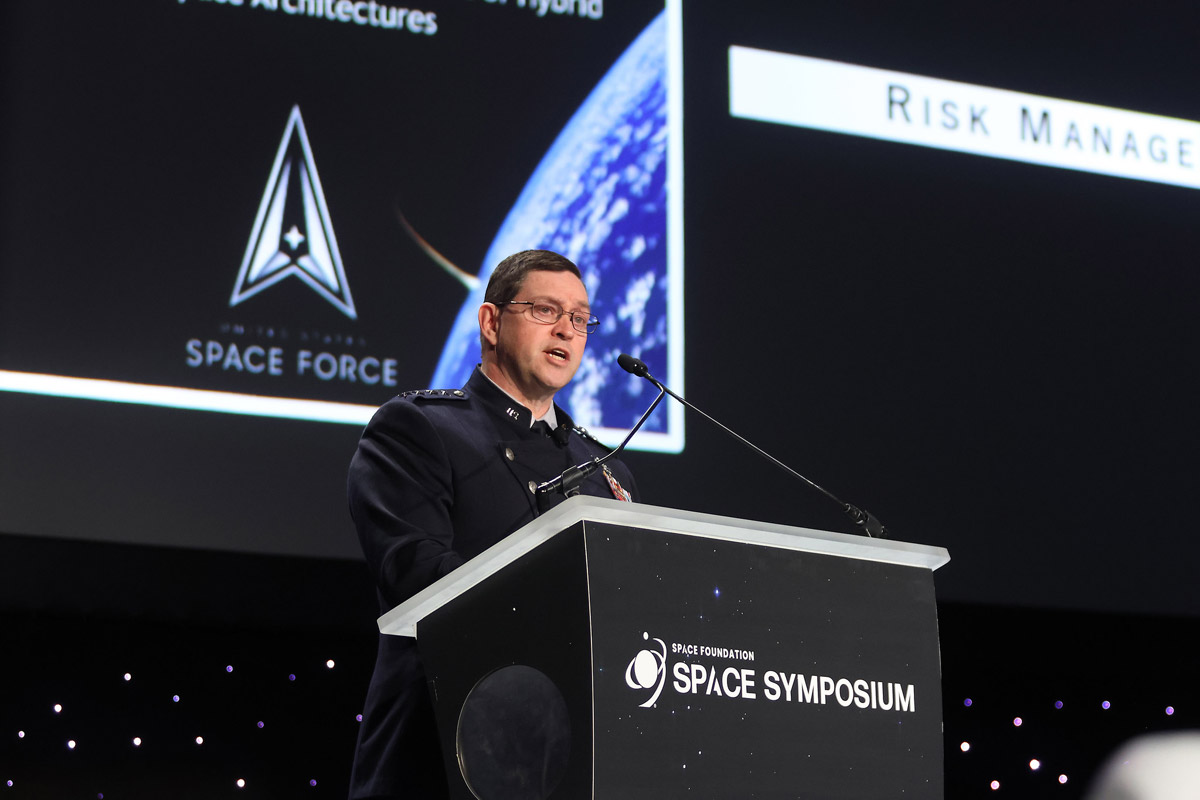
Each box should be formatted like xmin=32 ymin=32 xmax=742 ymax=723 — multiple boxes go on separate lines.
xmin=534 ymin=304 xmax=559 ymax=317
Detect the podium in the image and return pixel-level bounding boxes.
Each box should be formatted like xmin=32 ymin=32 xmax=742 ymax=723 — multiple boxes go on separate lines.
xmin=379 ymin=497 xmax=950 ymax=800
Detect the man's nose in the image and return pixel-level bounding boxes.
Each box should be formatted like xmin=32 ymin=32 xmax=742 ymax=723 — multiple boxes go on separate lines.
xmin=553 ymin=315 xmax=577 ymax=337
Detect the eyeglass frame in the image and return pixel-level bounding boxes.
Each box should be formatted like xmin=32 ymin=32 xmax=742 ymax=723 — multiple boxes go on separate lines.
xmin=496 ymin=300 xmax=600 ymax=335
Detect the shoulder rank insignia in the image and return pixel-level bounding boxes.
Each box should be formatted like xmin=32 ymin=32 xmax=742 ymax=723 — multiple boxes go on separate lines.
xmin=602 ymin=464 xmax=632 ymax=502
xmin=573 ymin=425 xmax=614 ymax=453
xmin=398 ymin=388 xmax=467 ymax=400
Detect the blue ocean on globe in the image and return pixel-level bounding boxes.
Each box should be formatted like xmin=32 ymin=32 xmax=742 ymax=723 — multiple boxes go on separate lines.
xmin=431 ymin=11 xmax=669 ymax=437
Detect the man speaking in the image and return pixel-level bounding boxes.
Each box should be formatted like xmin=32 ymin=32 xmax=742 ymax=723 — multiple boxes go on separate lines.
xmin=346 ymin=249 xmax=640 ymax=799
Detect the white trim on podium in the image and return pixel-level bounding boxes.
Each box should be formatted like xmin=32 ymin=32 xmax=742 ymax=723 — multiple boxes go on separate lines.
xmin=378 ymin=497 xmax=950 ymax=638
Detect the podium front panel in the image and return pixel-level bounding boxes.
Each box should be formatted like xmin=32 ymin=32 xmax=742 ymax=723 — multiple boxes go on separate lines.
xmin=418 ymin=523 xmax=595 ymax=800
xmin=585 ymin=522 xmax=943 ymax=799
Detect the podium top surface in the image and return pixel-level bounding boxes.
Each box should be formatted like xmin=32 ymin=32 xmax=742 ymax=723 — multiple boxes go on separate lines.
xmin=378 ymin=496 xmax=950 ymax=637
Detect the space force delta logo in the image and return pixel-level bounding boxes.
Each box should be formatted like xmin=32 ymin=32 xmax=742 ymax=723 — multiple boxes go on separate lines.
xmin=184 ymin=106 xmax=401 ymax=388
xmin=624 ymin=632 xmax=916 ymax=715
xmin=231 ymin=105 xmax=356 ymax=319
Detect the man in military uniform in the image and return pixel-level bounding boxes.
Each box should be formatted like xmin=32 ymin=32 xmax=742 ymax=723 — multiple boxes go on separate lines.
xmin=346 ymin=249 xmax=639 ymax=800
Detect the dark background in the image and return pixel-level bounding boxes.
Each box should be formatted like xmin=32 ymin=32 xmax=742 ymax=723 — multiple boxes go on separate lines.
xmin=673 ymin=0 xmax=1200 ymax=618
xmin=3 ymin=0 xmax=1199 ymax=797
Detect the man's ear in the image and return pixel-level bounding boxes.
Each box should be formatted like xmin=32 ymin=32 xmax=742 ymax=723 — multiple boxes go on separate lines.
xmin=478 ymin=302 xmax=501 ymax=348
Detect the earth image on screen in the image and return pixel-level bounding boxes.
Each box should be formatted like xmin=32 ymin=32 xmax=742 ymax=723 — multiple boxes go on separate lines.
xmin=431 ymin=11 xmax=670 ymax=438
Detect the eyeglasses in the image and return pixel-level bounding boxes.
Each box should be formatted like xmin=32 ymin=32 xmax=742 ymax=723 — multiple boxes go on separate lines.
xmin=498 ymin=300 xmax=599 ymax=334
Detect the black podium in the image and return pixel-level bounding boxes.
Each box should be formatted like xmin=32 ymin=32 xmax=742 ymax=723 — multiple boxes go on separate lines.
xmin=379 ymin=497 xmax=950 ymax=800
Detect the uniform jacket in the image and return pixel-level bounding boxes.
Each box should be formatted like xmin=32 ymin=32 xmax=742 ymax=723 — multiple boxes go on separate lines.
xmin=347 ymin=366 xmax=639 ymax=799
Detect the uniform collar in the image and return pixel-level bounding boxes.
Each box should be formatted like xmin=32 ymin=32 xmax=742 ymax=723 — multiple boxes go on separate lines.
xmin=467 ymin=366 xmax=574 ymax=434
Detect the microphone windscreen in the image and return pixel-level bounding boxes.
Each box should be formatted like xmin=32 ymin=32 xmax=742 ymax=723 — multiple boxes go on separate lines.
xmin=551 ymin=423 xmax=570 ymax=447
xmin=618 ymin=353 xmax=649 ymax=377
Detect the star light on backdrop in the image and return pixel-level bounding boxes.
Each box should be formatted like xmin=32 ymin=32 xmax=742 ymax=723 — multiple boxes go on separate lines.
xmin=2 ymin=613 xmax=370 ymax=798
xmin=1 ymin=612 xmax=1194 ymax=797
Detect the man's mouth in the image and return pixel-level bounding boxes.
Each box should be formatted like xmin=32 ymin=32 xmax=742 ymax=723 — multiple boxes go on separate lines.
xmin=547 ymin=348 xmax=570 ymax=362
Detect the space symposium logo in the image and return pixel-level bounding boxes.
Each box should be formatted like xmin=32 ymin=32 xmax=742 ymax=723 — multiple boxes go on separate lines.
xmin=624 ymin=632 xmax=917 ymax=714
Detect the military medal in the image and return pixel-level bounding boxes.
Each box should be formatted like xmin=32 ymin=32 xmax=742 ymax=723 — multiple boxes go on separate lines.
xmin=602 ymin=464 xmax=632 ymax=502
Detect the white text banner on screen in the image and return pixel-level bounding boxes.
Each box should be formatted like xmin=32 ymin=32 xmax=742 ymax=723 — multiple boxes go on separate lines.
xmin=728 ymin=46 xmax=1200 ymax=190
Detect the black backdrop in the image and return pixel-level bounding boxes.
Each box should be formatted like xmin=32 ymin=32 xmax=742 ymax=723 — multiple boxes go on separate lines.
xmin=2 ymin=0 xmax=1199 ymax=616
xmin=4 ymin=3 xmax=1200 ymax=798
xmin=672 ymin=0 xmax=1200 ymax=616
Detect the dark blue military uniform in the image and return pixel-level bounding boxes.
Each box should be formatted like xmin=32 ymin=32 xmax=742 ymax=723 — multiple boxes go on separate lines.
xmin=347 ymin=366 xmax=638 ymax=799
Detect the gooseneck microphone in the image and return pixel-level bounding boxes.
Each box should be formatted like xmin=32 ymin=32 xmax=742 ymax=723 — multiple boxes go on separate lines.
xmin=535 ymin=361 xmax=667 ymax=498
xmin=616 ymin=354 xmax=888 ymax=539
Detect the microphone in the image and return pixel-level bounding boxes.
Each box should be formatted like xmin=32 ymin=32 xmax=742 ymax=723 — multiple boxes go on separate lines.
xmin=535 ymin=358 xmax=666 ymax=498
xmin=616 ymin=354 xmax=888 ymax=539
xmin=617 ymin=352 xmax=651 ymax=379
